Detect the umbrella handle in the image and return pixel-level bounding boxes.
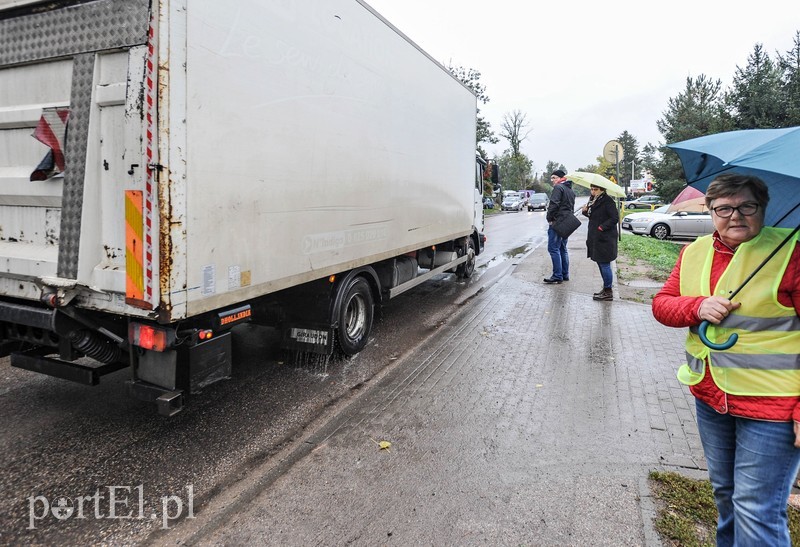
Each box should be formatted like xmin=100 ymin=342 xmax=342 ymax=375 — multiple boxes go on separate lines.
xmin=698 ymin=320 xmax=738 ymax=350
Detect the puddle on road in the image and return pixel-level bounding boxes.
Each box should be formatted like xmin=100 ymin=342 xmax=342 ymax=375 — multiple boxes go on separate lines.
xmin=479 ymin=244 xmax=532 ymax=271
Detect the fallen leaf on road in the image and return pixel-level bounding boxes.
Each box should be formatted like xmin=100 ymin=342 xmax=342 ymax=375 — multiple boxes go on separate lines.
xmin=369 ymin=437 xmax=392 ymax=451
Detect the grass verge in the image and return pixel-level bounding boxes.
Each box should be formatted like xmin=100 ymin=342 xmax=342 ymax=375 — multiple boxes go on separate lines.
xmin=618 ymin=234 xmax=682 ymax=282
xmin=650 ymin=471 xmax=800 ymax=546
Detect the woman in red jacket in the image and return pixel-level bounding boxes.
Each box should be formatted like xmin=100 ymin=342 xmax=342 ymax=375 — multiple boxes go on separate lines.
xmin=652 ymin=174 xmax=800 ymax=546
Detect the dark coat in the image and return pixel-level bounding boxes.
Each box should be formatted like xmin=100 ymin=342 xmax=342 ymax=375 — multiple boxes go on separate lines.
xmin=546 ymin=180 xmax=575 ymax=224
xmin=582 ymin=192 xmax=618 ymax=263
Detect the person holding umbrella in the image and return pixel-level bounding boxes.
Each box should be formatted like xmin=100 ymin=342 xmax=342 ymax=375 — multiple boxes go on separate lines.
xmin=581 ymin=184 xmax=618 ymax=300
xmin=652 ymin=174 xmax=800 ymax=546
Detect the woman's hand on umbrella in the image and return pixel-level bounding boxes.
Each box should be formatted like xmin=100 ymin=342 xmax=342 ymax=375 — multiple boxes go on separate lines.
xmin=698 ymin=296 xmax=741 ymax=324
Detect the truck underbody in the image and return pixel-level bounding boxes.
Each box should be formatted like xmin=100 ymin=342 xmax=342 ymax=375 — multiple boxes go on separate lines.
xmin=0 ymin=233 xmax=482 ymax=415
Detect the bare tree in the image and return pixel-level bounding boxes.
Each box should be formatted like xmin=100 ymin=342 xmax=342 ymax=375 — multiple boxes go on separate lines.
xmin=500 ymin=110 xmax=532 ymax=157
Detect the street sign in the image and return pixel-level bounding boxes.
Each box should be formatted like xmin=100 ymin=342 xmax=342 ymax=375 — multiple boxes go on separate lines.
xmin=603 ymin=140 xmax=624 ymax=164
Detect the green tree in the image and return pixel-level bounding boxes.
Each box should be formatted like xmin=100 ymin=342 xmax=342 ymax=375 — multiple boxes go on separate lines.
xmin=777 ymin=31 xmax=800 ymax=126
xmin=447 ymin=65 xmax=498 ymax=158
xmin=497 ymin=152 xmax=533 ymax=191
xmin=726 ymin=43 xmax=783 ymax=128
xmin=654 ymin=75 xmax=733 ymax=191
xmin=639 ymin=143 xmax=660 ymax=176
xmin=616 ymin=131 xmax=640 ymax=189
xmin=658 ymin=75 xmax=731 ymax=144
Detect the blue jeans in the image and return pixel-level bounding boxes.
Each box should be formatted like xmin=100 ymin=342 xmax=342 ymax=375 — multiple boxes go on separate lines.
xmin=695 ymin=399 xmax=800 ymax=546
xmin=547 ymin=226 xmax=569 ymax=280
xmin=597 ymin=262 xmax=613 ymax=289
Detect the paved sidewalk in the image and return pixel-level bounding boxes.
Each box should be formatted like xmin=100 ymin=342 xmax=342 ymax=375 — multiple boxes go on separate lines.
xmin=170 ymin=222 xmax=708 ymax=546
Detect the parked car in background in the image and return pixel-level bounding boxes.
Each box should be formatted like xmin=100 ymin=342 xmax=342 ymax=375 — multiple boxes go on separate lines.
xmin=621 ymin=205 xmax=714 ymax=240
xmin=527 ymin=193 xmax=549 ymax=211
xmin=501 ymin=195 xmax=524 ymax=212
xmin=623 ymin=194 xmax=664 ymax=210
xmin=483 ymin=196 xmax=495 ymax=209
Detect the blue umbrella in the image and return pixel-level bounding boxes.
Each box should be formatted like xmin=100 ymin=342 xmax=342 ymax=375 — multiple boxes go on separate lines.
xmin=668 ymin=126 xmax=800 ymax=227
xmin=667 ymin=126 xmax=800 ymax=349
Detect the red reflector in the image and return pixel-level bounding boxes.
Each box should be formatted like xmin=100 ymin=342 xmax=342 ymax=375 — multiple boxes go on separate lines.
xmin=131 ymin=324 xmax=168 ymax=351
xmin=139 ymin=325 xmax=155 ymax=348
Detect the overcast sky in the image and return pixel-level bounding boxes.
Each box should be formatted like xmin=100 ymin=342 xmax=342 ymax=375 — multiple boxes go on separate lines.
xmin=365 ymin=0 xmax=799 ymax=175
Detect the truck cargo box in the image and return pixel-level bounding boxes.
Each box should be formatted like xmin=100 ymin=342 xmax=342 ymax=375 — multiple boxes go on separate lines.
xmin=0 ymin=0 xmax=483 ymax=414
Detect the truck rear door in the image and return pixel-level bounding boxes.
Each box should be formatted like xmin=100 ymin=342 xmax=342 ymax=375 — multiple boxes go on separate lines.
xmin=0 ymin=1 xmax=152 ymax=314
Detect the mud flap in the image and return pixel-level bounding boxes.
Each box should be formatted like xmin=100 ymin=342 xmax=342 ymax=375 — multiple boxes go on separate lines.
xmin=281 ymin=325 xmax=335 ymax=355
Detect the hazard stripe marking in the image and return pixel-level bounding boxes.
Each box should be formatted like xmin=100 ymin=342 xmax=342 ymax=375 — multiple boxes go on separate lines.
xmin=125 ymin=190 xmax=144 ymax=301
xmin=142 ymin=14 xmax=157 ymax=307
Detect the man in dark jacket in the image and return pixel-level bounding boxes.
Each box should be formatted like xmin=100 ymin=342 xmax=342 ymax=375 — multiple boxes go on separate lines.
xmin=544 ymin=170 xmax=576 ymax=283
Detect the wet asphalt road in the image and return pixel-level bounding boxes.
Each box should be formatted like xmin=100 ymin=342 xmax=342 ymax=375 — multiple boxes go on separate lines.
xmin=0 ymin=209 xmax=550 ymax=545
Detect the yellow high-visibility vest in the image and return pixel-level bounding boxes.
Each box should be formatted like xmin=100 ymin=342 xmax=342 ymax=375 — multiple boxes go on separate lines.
xmin=678 ymin=227 xmax=800 ymax=396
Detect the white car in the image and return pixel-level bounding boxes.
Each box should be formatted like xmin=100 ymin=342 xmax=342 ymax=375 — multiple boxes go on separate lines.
xmin=621 ymin=205 xmax=714 ymax=240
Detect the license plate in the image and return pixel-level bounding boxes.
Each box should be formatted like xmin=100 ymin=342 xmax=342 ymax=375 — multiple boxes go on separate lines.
xmin=290 ymin=328 xmax=328 ymax=345
xmin=622 ymin=222 xmax=631 ymax=229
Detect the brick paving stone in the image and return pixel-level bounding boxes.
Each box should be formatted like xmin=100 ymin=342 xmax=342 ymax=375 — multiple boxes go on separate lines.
xmin=172 ymin=235 xmax=709 ymax=546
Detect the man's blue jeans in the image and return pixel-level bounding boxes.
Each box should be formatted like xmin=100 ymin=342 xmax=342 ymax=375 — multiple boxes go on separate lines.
xmin=695 ymin=399 xmax=800 ymax=546
xmin=547 ymin=226 xmax=569 ymax=280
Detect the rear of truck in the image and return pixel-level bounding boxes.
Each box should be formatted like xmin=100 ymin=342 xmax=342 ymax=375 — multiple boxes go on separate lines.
xmin=0 ymin=0 xmax=482 ymax=414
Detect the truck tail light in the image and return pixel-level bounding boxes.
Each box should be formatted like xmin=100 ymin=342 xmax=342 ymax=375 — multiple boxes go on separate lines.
xmin=129 ymin=323 xmax=169 ymax=351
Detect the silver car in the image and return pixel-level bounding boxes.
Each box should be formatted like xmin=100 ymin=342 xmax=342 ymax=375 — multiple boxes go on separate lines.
xmin=623 ymin=194 xmax=664 ymax=210
xmin=621 ymin=205 xmax=714 ymax=240
xmin=501 ymin=197 xmax=524 ymax=212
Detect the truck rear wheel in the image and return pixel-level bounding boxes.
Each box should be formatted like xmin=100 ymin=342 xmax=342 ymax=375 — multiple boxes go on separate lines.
xmin=335 ymin=276 xmax=374 ymax=355
xmin=456 ymin=238 xmax=476 ymax=279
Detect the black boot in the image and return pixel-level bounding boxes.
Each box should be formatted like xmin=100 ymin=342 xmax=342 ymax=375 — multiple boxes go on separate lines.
xmin=593 ymin=288 xmax=613 ymax=301
xmin=593 ymin=288 xmax=605 ymax=297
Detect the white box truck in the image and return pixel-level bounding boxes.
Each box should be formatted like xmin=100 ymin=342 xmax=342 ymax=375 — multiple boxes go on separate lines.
xmin=0 ymin=0 xmax=485 ymax=414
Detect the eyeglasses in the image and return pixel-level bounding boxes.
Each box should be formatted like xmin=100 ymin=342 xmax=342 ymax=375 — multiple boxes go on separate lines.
xmin=711 ymin=202 xmax=760 ymax=218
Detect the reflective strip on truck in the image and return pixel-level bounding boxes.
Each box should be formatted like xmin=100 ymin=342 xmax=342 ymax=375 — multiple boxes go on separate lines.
xmin=126 ymin=190 xmax=145 ymax=304
xmin=143 ymin=14 xmax=158 ymax=307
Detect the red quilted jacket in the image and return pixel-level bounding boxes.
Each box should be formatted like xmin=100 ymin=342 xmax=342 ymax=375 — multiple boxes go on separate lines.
xmin=652 ymin=233 xmax=800 ymax=422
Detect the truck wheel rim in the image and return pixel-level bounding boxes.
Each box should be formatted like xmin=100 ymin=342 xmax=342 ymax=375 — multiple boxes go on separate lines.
xmin=345 ymin=294 xmax=367 ymax=339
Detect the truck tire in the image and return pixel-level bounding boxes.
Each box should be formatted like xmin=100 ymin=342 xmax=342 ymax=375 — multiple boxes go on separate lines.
xmin=335 ymin=276 xmax=374 ymax=355
xmin=456 ymin=238 xmax=476 ymax=279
